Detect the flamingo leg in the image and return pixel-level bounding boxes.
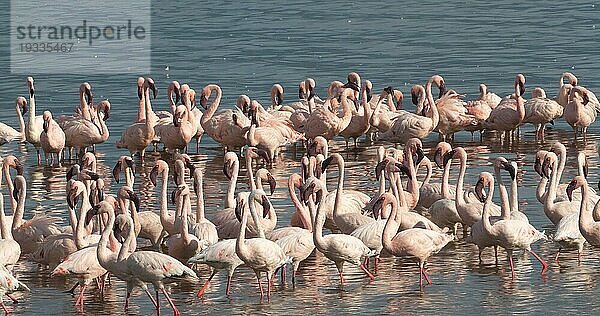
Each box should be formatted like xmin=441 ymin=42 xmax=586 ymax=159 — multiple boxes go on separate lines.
xmin=197 ymin=270 xmax=217 ymax=298
xmin=375 ymin=256 xmax=381 ymax=273
xmin=75 ymin=284 xmax=86 ymax=306
xmin=1 ymin=300 xmax=9 ymax=314
xmin=422 ymin=268 xmax=433 ymax=285
xmin=6 ymin=294 xmax=18 ymax=304
xmin=124 ymin=291 xmax=130 ymax=311
xmin=267 ymin=273 xmax=272 ymax=301
xmin=508 ymin=254 xmax=515 ymax=280
xmin=143 ymin=288 xmax=158 ymax=309
xmin=256 ymin=273 xmax=264 ymax=299
xmin=419 ymin=266 xmax=423 ymax=288
xmin=339 ymin=271 xmax=345 ymax=288
xmin=281 ymin=266 xmax=286 ymax=285
xmin=161 ymin=288 xmax=180 ymax=316
xmin=359 ymin=264 xmax=375 ymax=280
xmin=494 ymin=246 xmax=499 ymax=264
xmin=226 ymin=275 xmax=233 ymax=297
xmin=554 ymin=248 xmax=562 ymax=263
xmin=292 ymin=270 xmax=297 ymax=287
xmin=155 ymin=291 xmax=160 ymax=314
xmin=528 ymin=249 xmax=548 ymax=275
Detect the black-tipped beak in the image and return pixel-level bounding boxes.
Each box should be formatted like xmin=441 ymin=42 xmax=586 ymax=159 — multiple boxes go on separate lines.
xmin=235 ymin=199 xmax=244 ymax=222
xmin=150 ymin=82 xmax=158 ymax=99
xmin=301 ymin=182 xmax=315 ymax=204
xmin=137 ymin=86 xmax=143 ymax=100
xmin=438 ymin=83 xmax=447 ymax=99
xmin=534 ymin=158 xmax=542 ymax=176
xmin=298 ymin=88 xmax=305 ymax=100
xmin=223 ymin=162 xmax=232 ymax=180
xmin=567 ymin=180 xmax=576 ymax=202
xmin=372 ymin=196 xmax=385 ymax=219
xmin=15 ymin=163 xmax=24 ymax=176
xmin=185 ymin=160 xmax=195 ymax=173
xmin=125 ymin=159 xmax=135 ymax=176
xmin=43 ymin=120 xmax=49 ymax=133
xmin=113 ymin=224 xmax=124 ymax=243
xmin=375 ymin=160 xmax=386 ymax=181
xmin=321 ymin=156 xmax=334 ymax=173
xmin=112 ymin=161 xmax=122 ymax=183
xmin=200 ymin=95 xmax=208 ymax=109
xmin=85 ymin=207 xmax=97 ymax=226
xmin=12 ymin=185 xmax=19 ymax=203
xmin=149 ymin=167 xmax=158 ymax=186
xmin=475 ymin=178 xmax=486 ymax=203
xmin=261 ymin=195 xmax=270 ymax=218
xmin=21 ymin=103 xmax=28 ymax=115
xmin=366 ymin=88 xmax=373 ymax=102
xmin=542 ymin=159 xmax=551 ymax=179
xmin=85 ymin=88 xmax=93 ymax=105
xmin=518 ymin=81 xmax=525 ymax=97
xmin=267 ymin=174 xmax=276 ymax=195
xmin=170 ymin=189 xmax=177 ymax=205
xmin=396 ymin=163 xmax=412 ymax=179
xmin=443 ymin=150 xmax=454 ymax=167
xmin=433 ymin=148 xmax=443 ymax=168
xmin=30 ymin=88 xmax=35 ymax=97
xmin=174 ymin=88 xmax=181 ymax=105
xmin=276 ymin=92 xmax=283 ymax=106
xmin=127 ymin=191 xmax=140 ymax=211
xmin=415 ymin=147 xmax=425 ymax=165
xmin=343 ymin=81 xmax=360 ymax=92
xmin=503 ymin=162 xmax=516 ymax=181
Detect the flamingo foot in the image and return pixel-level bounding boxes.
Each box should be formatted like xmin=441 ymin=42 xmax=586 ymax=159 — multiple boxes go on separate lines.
xmin=6 ymin=294 xmax=18 ymax=304
xmin=161 ymin=288 xmax=180 ymax=316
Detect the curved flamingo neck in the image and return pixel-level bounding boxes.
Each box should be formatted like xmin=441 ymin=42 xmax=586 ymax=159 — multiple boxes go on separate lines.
xmin=455 ymin=153 xmax=467 ymax=207
xmin=246 ymin=155 xmax=255 ymax=191
xmin=494 ymin=166 xmax=510 ymax=219
xmin=3 ymin=167 xmax=16 ymax=213
xmin=15 ymin=105 xmax=25 ymax=141
xmin=579 ymin=181 xmax=594 ymax=232
xmin=159 ymin=169 xmax=170 ymax=226
xmin=0 ymin=195 xmax=11 ymax=240
xmin=481 ymin=181 xmax=495 ymax=237
xmin=201 ymin=85 xmax=222 ymax=124
xmin=225 ymin=159 xmax=239 ymax=209
xmin=194 ymin=170 xmax=205 ymax=222
xmin=382 ymin=197 xmax=400 ymax=252
xmin=332 ymin=157 xmax=344 ymax=219
xmin=236 ymin=201 xmax=252 ymax=261
xmin=289 ymin=180 xmax=310 ymax=230
xmin=425 ymin=79 xmax=440 ymax=128
xmin=509 ymin=172 xmax=519 ymax=214
xmin=441 ymin=159 xmax=451 ymax=199
xmin=537 ymin=176 xmax=549 ymax=203
xmin=75 ymin=187 xmax=92 ymax=249
xmin=545 ymin=162 xmax=559 ymax=211
xmin=12 ymin=182 xmax=25 ymax=229
xmin=98 ymin=208 xmax=116 ymax=266
xmin=79 ymin=89 xmax=92 ymax=120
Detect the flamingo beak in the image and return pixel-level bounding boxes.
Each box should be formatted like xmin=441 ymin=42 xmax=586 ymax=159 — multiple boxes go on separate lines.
xmin=112 ymin=161 xmax=122 ymax=183
xmin=235 ymin=199 xmax=244 ymax=222
xmin=149 ymin=166 xmax=158 ymax=186
xmin=503 ymin=162 xmax=516 ymax=181
xmin=474 ymin=178 xmax=486 ymax=203
xmin=267 ymin=174 xmax=276 ymax=196
xmin=261 ymin=195 xmax=270 ymax=218
xmin=127 ymin=191 xmax=140 ymax=211
xmin=567 ymin=180 xmax=576 ymax=202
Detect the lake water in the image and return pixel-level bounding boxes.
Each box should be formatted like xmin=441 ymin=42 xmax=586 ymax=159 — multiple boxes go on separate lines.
xmin=1 ymin=1 xmax=600 ymax=315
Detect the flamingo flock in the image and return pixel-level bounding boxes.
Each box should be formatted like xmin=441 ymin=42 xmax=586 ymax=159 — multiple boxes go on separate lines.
xmin=1 ymin=71 xmax=600 ymax=313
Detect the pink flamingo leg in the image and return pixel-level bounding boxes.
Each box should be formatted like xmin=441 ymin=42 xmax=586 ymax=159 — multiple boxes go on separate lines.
xmin=359 ymin=264 xmax=375 ymax=280
xmin=226 ymin=275 xmax=233 ymax=297
xmin=375 ymin=256 xmax=381 ymax=273
xmin=75 ymin=284 xmax=86 ymax=306
xmin=256 ymin=275 xmax=264 ymax=299
xmin=1 ymin=301 xmax=9 ymax=314
xmin=6 ymin=294 xmax=18 ymax=304
xmin=339 ymin=271 xmax=345 ymax=288
xmin=419 ymin=267 xmax=423 ymax=287
xmin=124 ymin=291 xmax=130 ymax=310
xmin=422 ymin=269 xmax=433 ymax=285
xmin=508 ymin=254 xmax=516 ymax=280
xmin=364 ymin=257 xmax=369 ymax=268
xmin=281 ymin=266 xmax=286 ymax=285
xmin=155 ymin=291 xmax=160 ymax=314
xmin=161 ymin=288 xmax=180 ymax=316
xmin=144 ymin=288 xmax=158 ymax=309
xmin=267 ymin=274 xmax=272 ymax=301
xmin=554 ymin=249 xmax=561 ymax=263
xmin=528 ymin=249 xmax=548 ymax=275
xmin=197 ymin=270 xmax=217 ymax=298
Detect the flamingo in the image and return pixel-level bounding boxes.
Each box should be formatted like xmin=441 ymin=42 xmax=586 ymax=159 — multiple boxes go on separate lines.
xmin=0 ymin=267 xmax=29 ymax=314
xmin=234 ymin=190 xmax=288 ymax=300
xmin=189 ymin=168 xmax=218 ymax=246
xmin=541 ymin=152 xmax=579 ymax=225
xmin=24 ymin=76 xmax=44 ymax=164
xmin=482 ymin=74 xmax=526 ymax=141
xmin=339 ymin=80 xmax=375 ymax=148
xmin=0 ymin=97 xmax=26 ymax=146
xmin=200 ymin=84 xmax=251 ymax=149
xmin=566 ymin=176 xmax=600 ymax=248
xmin=305 ymin=162 xmax=376 ymax=287
xmin=0 ymin=193 xmax=20 ymax=269
xmin=303 ymin=87 xmax=358 ymax=140
xmin=165 ymin=183 xmax=202 ymax=263
xmin=563 ymin=86 xmax=597 ymax=139
xmin=188 ymin=239 xmax=243 ymax=298
xmin=376 ymin=77 xmax=440 ymax=144
xmin=376 ymin=192 xmax=453 ymax=287
xmin=116 ymin=77 xmax=157 ymax=161
xmin=522 ymin=87 xmax=563 ymax=141
xmin=474 ymin=172 xmax=548 ymax=279
xmin=40 ymin=110 xmax=65 ymax=167
xmin=428 ymin=142 xmax=462 ymax=235
xmin=62 ymin=100 xmax=111 ymax=159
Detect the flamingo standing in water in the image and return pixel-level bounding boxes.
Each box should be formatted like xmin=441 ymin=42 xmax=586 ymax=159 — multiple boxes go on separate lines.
xmin=234 ymin=190 xmax=288 ymax=300
xmin=40 ymin=110 xmax=65 ymax=167
xmin=475 ymin=172 xmax=548 ymax=279
xmin=304 ymin=169 xmax=376 ymax=288
xmin=376 ymin=192 xmax=453 ymax=287
xmin=24 ymin=77 xmax=44 ymax=164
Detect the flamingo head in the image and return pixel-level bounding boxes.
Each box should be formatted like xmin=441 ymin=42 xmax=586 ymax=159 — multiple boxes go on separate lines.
xmin=474 ymin=172 xmax=494 ymax=203
xmin=26 ymin=76 xmax=34 ymax=96
xmin=145 ymin=77 xmax=158 ymax=99
xmin=567 ymin=176 xmax=587 ymax=202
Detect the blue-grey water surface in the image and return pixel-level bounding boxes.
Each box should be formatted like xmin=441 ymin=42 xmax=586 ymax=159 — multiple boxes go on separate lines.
xmin=2 ymin=1 xmax=600 ymax=315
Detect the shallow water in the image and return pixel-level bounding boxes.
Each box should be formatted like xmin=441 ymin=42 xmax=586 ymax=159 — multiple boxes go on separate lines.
xmin=2 ymin=0 xmax=600 ymax=315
